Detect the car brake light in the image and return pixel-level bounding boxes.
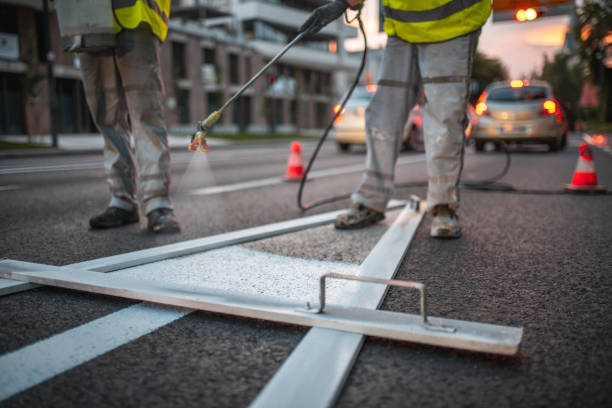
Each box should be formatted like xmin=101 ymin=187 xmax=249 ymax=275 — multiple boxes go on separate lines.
xmin=510 ymin=80 xmax=524 ymax=88
xmin=333 ymin=104 xmax=345 ymax=123
xmin=541 ymin=99 xmax=557 ymax=115
xmin=475 ymin=102 xmax=488 ymax=116
xmin=366 ymin=84 xmax=377 ymax=92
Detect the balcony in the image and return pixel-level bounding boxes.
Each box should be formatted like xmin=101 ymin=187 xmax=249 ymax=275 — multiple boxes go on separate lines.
xmin=234 ymin=1 xmax=357 ymax=38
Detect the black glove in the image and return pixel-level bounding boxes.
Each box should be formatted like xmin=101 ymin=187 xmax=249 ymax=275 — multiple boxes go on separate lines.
xmin=299 ymin=0 xmax=350 ymax=36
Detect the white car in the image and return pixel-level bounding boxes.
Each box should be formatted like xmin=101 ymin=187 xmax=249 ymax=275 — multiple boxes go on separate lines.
xmin=333 ymin=85 xmax=424 ymax=152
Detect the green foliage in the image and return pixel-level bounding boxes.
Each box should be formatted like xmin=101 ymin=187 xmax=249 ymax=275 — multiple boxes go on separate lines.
xmin=538 ymin=52 xmax=583 ymax=127
xmin=471 ymin=51 xmax=509 ymax=102
xmin=573 ymin=0 xmax=611 ymax=86
xmin=573 ymin=0 xmax=611 ymax=122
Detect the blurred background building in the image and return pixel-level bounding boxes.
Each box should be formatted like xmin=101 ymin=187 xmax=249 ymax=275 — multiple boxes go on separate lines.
xmin=0 ymin=0 xmax=362 ymax=137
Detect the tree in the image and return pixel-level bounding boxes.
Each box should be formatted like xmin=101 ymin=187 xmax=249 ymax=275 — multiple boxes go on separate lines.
xmin=539 ymin=52 xmax=583 ymax=128
xmin=573 ymin=0 xmax=612 ymax=123
xmin=470 ymin=51 xmax=509 ymax=103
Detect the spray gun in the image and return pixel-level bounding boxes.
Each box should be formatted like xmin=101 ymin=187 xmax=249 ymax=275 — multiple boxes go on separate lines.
xmin=189 ymin=30 xmax=308 ymax=152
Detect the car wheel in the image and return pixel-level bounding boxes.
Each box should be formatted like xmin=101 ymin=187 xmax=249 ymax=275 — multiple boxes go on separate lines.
xmin=548 ymin=137 xmax=561 ymax=152
xmin=337 ymin=142 xmax=350 ymax=152
xmin=474 ymin=140 xmax=485 ymax=152
xmin=560 ymin=132 xmax=568 ymax=150
xmin=404 ymin=126 xmax=425 ymax=152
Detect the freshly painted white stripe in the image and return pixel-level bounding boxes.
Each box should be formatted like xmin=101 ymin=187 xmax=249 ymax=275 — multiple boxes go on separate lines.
xmin=0 ymin=303 xmax=188 ymax=402
xmin=0 ymin=163 xmax=103 ymax=175
xmin=115 ymin=246 xmax=360 ymax=304
xmin=0 ymin=200 xmax=406 ymax=296
xmin=190 ymin=155 xmax=426 ymax=196
xmin=192 ymin=177 xmax=281 ymax=195
xmin=0 ymin=185 xmax=22 ymax=192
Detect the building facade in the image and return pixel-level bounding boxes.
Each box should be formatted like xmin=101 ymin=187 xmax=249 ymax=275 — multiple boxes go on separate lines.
xmin=0 ymin=0 xmax=360 ymax=137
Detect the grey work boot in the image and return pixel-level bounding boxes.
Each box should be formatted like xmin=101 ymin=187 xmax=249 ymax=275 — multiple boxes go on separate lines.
xmin=430 ymin=204 xmax=461 ymax=239
xmin=334 ymin=203 xmax=385 ymax=230
xmin=147 ymin=208 xmax=181 ymax=233
xmin=90 ymin=207 xmax=139 ymax=229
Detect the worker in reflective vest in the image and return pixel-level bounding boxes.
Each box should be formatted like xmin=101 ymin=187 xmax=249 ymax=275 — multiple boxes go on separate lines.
xmin=69 ymin=0 xmax=180 ymax=233
xmin=301 ymin=0 xmax=491 ymax=238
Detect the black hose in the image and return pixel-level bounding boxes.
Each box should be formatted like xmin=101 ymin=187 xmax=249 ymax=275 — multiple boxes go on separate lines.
xmin=297 ymin=13 xmax=368 ymax=211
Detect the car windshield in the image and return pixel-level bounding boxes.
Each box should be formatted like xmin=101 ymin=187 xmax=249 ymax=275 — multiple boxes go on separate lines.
xmin=487 ymin=85 xmax=549 ymax=102
xmin=348 ymin=86 xmax=375 ymax=103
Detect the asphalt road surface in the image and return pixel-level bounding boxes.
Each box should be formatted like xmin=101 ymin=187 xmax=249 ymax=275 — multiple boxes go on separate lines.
xmin=1 ymin=135 xmax=611 ymax=407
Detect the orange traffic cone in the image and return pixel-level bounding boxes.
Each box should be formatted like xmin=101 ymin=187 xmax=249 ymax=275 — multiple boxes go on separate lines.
xmin=285 ymin=141 xmax=305 ymax=181
xmin=564 ymin=143 xmax=605 ymax=192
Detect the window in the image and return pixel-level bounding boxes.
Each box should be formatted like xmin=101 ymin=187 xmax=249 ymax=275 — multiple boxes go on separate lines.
xmin=203 ymin=47 xmax=215 ymax=65
xmin=487 ymin=86 xmax=550 ymax=102
xmin=232 ymin=96 xmax=251 ymax=131
xmin=0 ymin=73 xmax=25 ymax=134
xmin=207 ymin=92 xmax=222 ymax=115
xmin=172 ymin=42 xmax=187 ymax=79
xmin=228 ymin=53 xmax=239 ymax=85
xmin=177 ymin=89 xmax=190 ymax=123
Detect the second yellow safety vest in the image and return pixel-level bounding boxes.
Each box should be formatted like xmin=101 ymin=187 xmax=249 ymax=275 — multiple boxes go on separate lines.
xmin=382 ymin=0 xmax=491 ymax=43
xmin=112 ymin=0 xmax=171 ymax=42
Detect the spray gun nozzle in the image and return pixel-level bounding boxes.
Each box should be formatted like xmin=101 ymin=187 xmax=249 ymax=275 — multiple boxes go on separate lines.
xmin=188 ymin=130 xmax=210 ymax=153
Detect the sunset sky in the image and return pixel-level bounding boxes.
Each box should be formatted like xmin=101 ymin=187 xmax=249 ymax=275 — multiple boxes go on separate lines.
xmin=479 ymin=15 xmax=571 ymax=78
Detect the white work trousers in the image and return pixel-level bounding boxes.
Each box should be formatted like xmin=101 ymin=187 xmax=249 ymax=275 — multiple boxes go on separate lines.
xmin=80 ymin=29 xmax=172 ymax=215
xmin=352 ymin=31 xmax=479 ymax=212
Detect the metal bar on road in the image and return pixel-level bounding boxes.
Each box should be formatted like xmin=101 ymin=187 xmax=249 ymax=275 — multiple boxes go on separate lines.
xmin=0 ymin=260 xmax=522 ymax=356
xmin=0 ymin=200 xmax=406 ymax=296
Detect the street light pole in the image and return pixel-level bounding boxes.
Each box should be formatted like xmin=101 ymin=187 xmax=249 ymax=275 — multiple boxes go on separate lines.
xmin=42 ymin=0 xmax=58 ymax=148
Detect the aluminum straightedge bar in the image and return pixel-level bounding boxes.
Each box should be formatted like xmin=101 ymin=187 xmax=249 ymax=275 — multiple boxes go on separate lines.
xmin=0 ymin=260 xmax=522 ymax=355
xmin=0 ymin=200 xmax=406 ymax=296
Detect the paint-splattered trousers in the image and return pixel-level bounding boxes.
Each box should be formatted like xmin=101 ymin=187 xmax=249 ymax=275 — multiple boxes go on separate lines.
xmin=352 ymin=31 xmax=479 ymax=212
xmin=80 ymin=28 xmax=172 ymax=215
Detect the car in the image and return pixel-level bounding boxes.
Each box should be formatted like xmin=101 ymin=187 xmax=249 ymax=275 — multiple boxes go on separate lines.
xmin=333 ymin=85 xmax=473 ymax=153
xmin=332 ymin=85 xmax=425 ymax=152
xmin=470 ymin=80 xmax=569 ymax=152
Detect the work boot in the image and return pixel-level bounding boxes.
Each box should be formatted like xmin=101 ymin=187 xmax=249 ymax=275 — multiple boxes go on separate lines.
xmin=147 ymin=208 xmax=181 ymax=233
xmin=334 ymin=203 xmax=385 ymax=230
xmin=430 ymin=204 xmax=461 ymax=239
xmin=90 ymin=207 xmax=139 ymax=229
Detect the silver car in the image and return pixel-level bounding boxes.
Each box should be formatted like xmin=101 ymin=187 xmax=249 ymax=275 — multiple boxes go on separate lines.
xmin=471 ymin=80 xmax=569 ymax=152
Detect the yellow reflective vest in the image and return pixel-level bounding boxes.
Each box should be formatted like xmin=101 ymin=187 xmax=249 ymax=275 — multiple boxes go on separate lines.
xmin=382 ymin=0 xmax=491 ymax=43
xmin=112 ymin=0 xmax=171 ymax=42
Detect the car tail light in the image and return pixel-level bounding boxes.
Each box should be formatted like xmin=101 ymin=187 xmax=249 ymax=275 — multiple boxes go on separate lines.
xmin=366 ymin=84 xmax=377 ymax=93
xmin=333 ymin=104 xmax=345 ymax=123
xmin=475 ymin=102 xmax=488 ymax=116
xmin=540 ymin=99 xmax=557 ymax=115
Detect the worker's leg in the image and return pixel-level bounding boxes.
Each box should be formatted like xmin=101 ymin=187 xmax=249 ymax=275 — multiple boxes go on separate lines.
xmin=115 ymin=29 xmax=173 ymax=216
xmin=417 ymin=30 xmax=479 ymax=211
xmin=351 ymin=36 xmax=421 ymax=212
xmin=80 ymin=53 xmax=137 ymax=213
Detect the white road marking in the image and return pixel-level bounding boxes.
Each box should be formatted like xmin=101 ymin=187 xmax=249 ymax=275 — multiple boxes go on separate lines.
xmin=250 ymin=203 xmax=426 ymax=408
xmin=190 ymin=155 xmax=426 ymax=196
xmin=0 ymin=185 xmax=22 ymax=192
xmin=0 ymin=247 xmax=360 ymax=402
xmin=0 ymin=162 xmax=104 ymax=175
xmin=0 ymin=303 xmax=188 ymax=401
